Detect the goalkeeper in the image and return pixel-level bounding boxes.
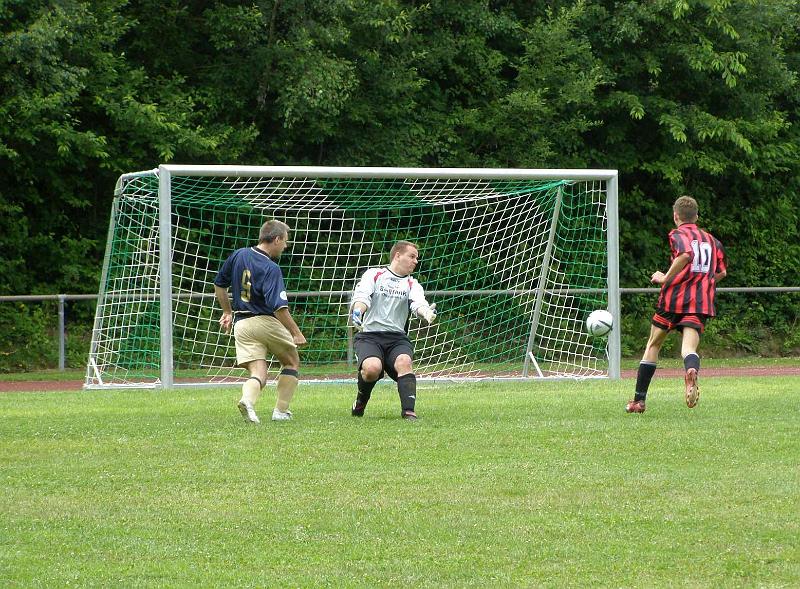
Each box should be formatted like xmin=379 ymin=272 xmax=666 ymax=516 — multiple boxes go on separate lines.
xmin=349 ymin=240 xmax=437 ymax=421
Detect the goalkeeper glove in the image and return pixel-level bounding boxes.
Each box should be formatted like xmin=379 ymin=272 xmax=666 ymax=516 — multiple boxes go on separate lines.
xmin=351 ymin=308 xmax=363 ymax=328
xmin=419 ymin=303 xmax=437 ymax=325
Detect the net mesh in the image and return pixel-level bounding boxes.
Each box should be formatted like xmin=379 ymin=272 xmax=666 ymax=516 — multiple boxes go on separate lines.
xmin=86 ymin=170 xmax=611 ymax=387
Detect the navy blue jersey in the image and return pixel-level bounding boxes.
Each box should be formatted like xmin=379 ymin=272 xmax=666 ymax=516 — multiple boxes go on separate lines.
xmin=214 ymin=247 xmax=289 ymax=321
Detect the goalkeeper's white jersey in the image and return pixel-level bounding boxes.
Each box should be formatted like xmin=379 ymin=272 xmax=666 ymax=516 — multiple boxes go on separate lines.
xmin=352 ymin=267 xmax=430 ymax=333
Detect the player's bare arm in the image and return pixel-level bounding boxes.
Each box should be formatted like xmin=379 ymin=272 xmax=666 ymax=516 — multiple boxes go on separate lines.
xmin=275 ymin=307 xmax=307 ymax=346
xmin=350 ymin=301 xmax=368 ymax=328
xmin=214 ymin=284 xmax=234 ymax=332
xmin=651 ymin=252 xmax=691 ymax=285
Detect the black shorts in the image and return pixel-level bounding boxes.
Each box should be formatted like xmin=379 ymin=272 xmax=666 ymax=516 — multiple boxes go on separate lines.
xmin=354 ymin=331 xmax=414 ymax=381
xmin=652 ymin=309 xmax=710 ymax=334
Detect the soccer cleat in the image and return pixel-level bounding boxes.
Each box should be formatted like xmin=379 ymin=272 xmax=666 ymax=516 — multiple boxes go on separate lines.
xmin=625 ymin=399 xmax=646 ymax=413
xmin=401 ymin=409 xmax=418 ymax=421
xmin=351 ymin=399 xmax=367 ymax=417
xmin=237 ymin=400 xmax=260 ymax=424
xmin=271 ymin=408 xmax=293 ymax=421
xmin=685 ymin=368 xmax=700 ymax=408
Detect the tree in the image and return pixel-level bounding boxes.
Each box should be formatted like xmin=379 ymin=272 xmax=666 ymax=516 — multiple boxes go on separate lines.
xmin=0 ymin=0 xmax=243 ymax=294
xmin=568 ymin=0 xmax=800 ymax=286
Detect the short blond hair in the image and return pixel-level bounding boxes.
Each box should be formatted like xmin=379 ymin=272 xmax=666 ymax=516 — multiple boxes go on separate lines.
xmin=258 ymin=219 xmax=289 ymax=243
xmin=673 ymin=196 xmax=698 ymax=223
xmin=389 ymin=240 xmax=418 ymax=261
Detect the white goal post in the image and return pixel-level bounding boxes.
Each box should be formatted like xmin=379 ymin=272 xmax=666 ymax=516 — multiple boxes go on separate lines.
xmin=85 ymin=165 xmax=620 ymax=388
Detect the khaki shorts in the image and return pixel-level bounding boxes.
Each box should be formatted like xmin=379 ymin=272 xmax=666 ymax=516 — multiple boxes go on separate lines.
xmin=233 ymin=315 xmax=297 ymax=367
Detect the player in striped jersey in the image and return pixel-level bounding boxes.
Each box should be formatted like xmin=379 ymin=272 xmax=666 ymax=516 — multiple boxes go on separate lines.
xmin=626 ymin=196 xmax=727 ymax=414
xmin=349 ymin=240 xmax=437 ymax=420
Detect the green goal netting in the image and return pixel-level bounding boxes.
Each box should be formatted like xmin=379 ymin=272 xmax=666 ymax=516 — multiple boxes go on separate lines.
xmin=86 ymin=166 xmax=619 ymax=388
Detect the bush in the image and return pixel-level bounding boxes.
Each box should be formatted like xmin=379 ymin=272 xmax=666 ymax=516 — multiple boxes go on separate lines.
xmin=0 ymin=294 xmax=797 ymax=374
xmin=0 ymin=304 xmax=58 ymax=372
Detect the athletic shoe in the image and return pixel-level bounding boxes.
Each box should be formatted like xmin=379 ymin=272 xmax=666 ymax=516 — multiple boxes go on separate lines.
xmin=237 ymin=400 xmax=260 ymax=424
xmin=625 ymin=399 xmax=646 ymax=413
xmin=401 ymin=410 xmax=418 ymax=421
xmin=685 ymin=368 xmax=700 ymax=408
xmin=351 ymin=399 xmax=367 ymax=417
xmin=272 ymin=408 xmax=293 ymax=421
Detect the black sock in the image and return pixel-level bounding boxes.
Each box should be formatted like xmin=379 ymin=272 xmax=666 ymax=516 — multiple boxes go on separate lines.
xmin=397 ymin=373 xmax=417 ymax=412
xmin=634 ymin=362 xmax=657 ymax=402
xmin=357 ymin=372 xmax=378 ymax=404
xmin=683 ymin=353 xmax=700 ymax=372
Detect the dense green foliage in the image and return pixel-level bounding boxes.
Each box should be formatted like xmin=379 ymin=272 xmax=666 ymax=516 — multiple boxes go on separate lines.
xmin=1 ymin=0 xmax=799 ymax=369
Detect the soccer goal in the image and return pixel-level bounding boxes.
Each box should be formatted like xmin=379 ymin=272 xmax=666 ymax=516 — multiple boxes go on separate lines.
xmin=85 ymin=165 xmax=620 ymax=388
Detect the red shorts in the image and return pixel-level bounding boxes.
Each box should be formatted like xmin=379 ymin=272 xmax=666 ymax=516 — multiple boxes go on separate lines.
xmin=651 ymin=310 xmax=709 ymax=334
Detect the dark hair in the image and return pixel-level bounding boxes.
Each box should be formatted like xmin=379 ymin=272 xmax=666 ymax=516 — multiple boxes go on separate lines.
xmin=673 ymin=195 xmax=698 ymax=223
xmin=390 ymin=240 xmax=418 ymax=261
xmin=259 ymin=220 xmax=290 ymax=243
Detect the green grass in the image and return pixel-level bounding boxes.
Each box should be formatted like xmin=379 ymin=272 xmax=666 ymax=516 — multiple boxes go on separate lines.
xmin=1 ymin=377 xmax=799 ymax=587
xmin=619 ymin=355 xmax=800 ymax=370
xmin=2 ymin=356 xmax=800 ymax=383
xmin=0 ymin=368 xmax=87 ymax=382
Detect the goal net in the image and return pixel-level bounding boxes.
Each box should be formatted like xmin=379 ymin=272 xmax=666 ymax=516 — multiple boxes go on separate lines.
xmin=85 ymin=166 xmax=619 ymax=388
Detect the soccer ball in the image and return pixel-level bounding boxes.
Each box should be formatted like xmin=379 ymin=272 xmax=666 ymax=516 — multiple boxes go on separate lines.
xmin=586 ymin=309 xmax=613 ymax=337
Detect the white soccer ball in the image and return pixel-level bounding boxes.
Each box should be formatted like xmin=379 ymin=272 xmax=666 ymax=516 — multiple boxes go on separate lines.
xmin=586 ymin=309 xmax=613 ymax=337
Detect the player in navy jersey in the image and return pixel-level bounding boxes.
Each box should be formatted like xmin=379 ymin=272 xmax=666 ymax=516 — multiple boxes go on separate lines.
xmin=626 ymin=196 xmax=727 ymax=414
xmin=349 ymin=240 xmax=437 ymax=420
xmin=214 ymin=220 xmax=306 ymax=423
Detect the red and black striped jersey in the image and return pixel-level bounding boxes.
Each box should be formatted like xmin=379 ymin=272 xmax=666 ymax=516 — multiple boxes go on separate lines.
xmin=657 ymin=223 xmax=726 ymax=316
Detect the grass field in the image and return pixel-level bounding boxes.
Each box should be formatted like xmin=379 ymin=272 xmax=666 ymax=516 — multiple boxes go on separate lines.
xmin=1 ymin=376 xmax=798 ymax=587
xmin=3 ymin=355 xmax=800 ymax=383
